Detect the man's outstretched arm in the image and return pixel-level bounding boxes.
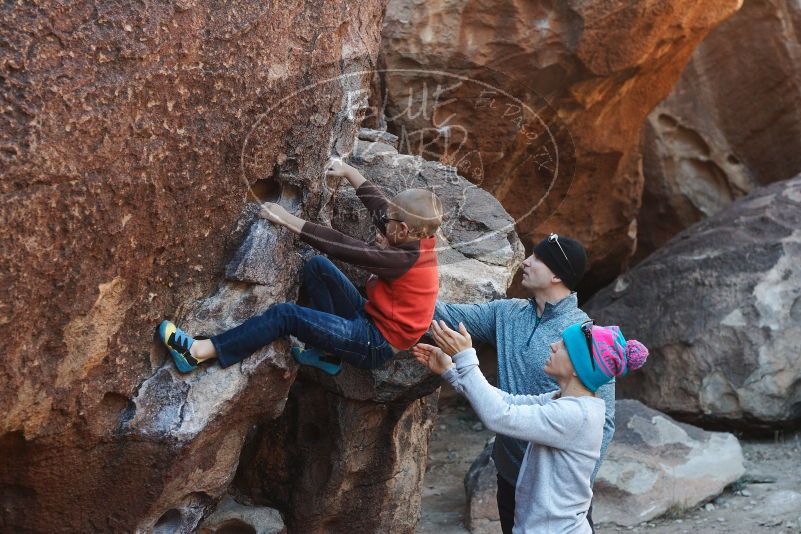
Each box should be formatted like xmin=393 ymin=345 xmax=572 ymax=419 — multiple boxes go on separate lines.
xmin=433 ymin=300 xmax=500 ymax=346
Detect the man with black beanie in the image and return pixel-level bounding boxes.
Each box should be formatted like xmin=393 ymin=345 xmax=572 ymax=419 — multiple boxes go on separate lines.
xmin=433 ymin=234 xmax=614 ymax=534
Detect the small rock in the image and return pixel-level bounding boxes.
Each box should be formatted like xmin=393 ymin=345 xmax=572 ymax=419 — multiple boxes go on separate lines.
xmin=471 ymin=422 xmax=484 ymax=431
xmin=741 ymin=489 xmax=752 ymax=497
xmin=704 ymin=503 xmax=715 ymax=512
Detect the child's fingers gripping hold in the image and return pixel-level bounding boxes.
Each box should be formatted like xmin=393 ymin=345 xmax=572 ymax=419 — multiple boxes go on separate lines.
xmin=325 ymin=157 xmax=348 ymax=177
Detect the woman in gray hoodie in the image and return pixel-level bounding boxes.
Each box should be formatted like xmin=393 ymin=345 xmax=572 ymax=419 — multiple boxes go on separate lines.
xmin=414 ymin=319 xmax=648 ymax=534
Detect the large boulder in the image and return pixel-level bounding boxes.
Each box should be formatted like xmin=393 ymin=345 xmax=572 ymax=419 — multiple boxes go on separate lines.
xmin=0 ymin=1 xmax=388 ymax=531
xmin=231 ymin=135 xmax=523 ymax=534
xmin=587 ymin=177 xmax=801 ymax=429
xmin=636 ymin=0 xmax=801 ymax=260
xmin=593 ymin=400 xmax=745 ymax=526
xmin=463 ymin=402 xmax=744 ymax=530
xmin=379 ymin=0 xmax=742 ymax=291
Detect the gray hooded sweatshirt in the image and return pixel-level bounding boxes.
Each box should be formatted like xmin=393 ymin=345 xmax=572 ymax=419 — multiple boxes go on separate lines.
xmin=443 ymin=348 xmax=604 ymax=534
xmin=434 ymin=295 xmax=614 ymax=483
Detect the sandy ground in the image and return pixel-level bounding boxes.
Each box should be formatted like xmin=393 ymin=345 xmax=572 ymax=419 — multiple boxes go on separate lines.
xmin=416 ymin=391 xmax=801 ymax=534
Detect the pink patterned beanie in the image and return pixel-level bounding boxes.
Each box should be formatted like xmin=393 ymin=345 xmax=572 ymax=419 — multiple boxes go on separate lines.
xmin=562 ymin=322 xmax=649 ymax=392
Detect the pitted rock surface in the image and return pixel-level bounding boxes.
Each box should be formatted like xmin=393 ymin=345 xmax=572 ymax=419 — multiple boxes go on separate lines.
xmin=587 ymin=177 xmax=801 ymax=429
xmin=0 ymin=1 xmax=387 ymax=531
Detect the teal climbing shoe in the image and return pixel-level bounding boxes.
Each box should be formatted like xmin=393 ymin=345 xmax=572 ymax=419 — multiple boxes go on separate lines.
xmin=291 ymin=346 xmax=342 ymax=376
xmin=158 ymin=320 xmax=199 ymax=373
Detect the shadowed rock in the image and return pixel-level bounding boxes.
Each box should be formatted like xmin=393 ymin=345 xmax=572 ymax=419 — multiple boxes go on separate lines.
xmin=198 ymin=495 xmax=286 ymax=534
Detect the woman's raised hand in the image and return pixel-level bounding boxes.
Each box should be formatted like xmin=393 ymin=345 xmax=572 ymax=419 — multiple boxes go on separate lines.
xmin=412 ymin=343 xmax=453 ymax=375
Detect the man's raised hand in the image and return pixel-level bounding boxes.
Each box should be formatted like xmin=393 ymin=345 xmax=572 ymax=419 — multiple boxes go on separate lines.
xmin=430 ymin=320 xmax=473 ymax=356
xmin=412 ymin=343 xmax=454 ymax=375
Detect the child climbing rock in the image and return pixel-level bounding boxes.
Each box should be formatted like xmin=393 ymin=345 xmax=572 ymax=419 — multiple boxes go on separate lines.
xmin=414 ymin=320 xmax=648 ymax=534
xmin=159 ymin=158 xmax=443 ymax=375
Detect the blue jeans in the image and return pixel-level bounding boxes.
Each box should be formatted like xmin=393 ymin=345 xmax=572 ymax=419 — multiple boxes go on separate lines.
xmin=210 ymin=256 xmax=395 ymax=369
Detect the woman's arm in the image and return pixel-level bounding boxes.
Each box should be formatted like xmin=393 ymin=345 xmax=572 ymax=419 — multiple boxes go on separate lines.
xmin=416 ymin=323 xmax=582 ymax=448
xmin=444 ymin=348 xmax=582 ymax=448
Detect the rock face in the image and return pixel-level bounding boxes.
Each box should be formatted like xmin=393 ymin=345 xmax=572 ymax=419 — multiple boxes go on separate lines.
xmin=463 ymin=402 xmax=744 ymax=530
xmin=587 ymin=177 xmax=801 ymax=429
xmin=593 ymin=400 xmax=745 ymax=527
xmin=231 ymin=133 xmax=523 ymax=534
xmin=637 ymin=0 xmax=801 ymax=260
xmin=0 ymin=1 xmax=388 ymax=532
xmin=379 ymin=0 xmax=742 ymax=290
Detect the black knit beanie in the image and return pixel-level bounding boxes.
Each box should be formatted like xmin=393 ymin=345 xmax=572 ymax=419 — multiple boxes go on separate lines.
xmin=532 ymin=235 xmax=587 ymax=290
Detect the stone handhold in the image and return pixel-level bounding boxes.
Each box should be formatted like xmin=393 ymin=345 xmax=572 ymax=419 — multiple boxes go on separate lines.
xmin=198 ymin=496 xmax=286 ymax=534
xmin=379 ymin=0 xmax=742 ymax=290
xmin=358 ymin=127 xmax=399 ymax=148
xmin=587 ymin=176 xmax=801 ymax=428
xmin=464 ymin=437 xmax=501 ymax=534
xmin=637 ymin=0 xmax=801 ymax=260
xmin=593 ymin=400 xmax=745 ymax=526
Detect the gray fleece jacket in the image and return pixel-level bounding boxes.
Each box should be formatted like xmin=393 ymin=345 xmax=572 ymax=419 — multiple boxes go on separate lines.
xmin=443 ymin=348 xmax=604 ymax=534
xmin=434 ymin=295 xmax=614 ymax=484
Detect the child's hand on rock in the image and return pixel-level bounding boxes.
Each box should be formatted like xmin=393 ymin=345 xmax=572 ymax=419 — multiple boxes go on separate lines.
xmin=259 ymin=202 xmax=290 ymax=225
xmin=412 ymin=343 xmax=453 ymax=375
xmin=325 ymin=157 xmax=353 ymax=178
